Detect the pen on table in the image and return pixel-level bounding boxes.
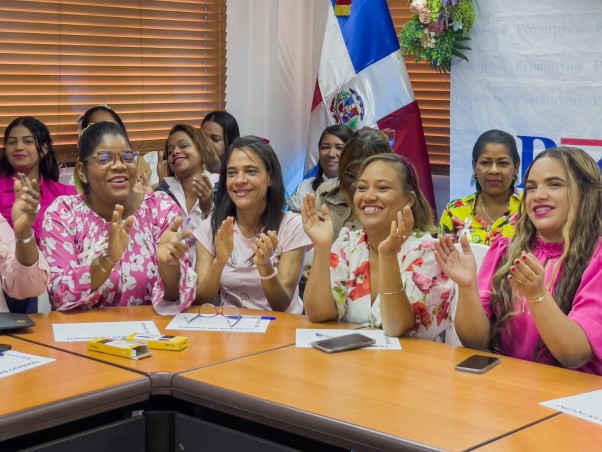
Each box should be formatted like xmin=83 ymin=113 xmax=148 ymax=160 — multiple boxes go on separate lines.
xmin=225 ymin=315 xmax=277 ymax=321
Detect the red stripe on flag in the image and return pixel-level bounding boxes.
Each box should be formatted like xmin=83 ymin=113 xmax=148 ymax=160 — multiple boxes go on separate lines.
xmin=560 ymin=138 xmax=602 ymax=147
xmin=311 ymin=80 xmax=322 ymax=111
xmin=377 ymin=101 xmax=435 ymax=210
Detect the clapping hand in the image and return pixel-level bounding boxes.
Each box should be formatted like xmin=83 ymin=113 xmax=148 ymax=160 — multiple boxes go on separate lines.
xmin=157 ymin=216 xmax=193 ymax=265
xmin=378 ymin=206 xmax=414 ymax=255
xmin=433 ymin=234 xmax=477 ymax=287
xmin=252 ymin=231 xmax=278 ymax=269
xmin=214 ymin=216 xmax=234 ymax=265
xmin=191 ymin=173 xmax=214 ymax=215
xmin=12 ymin=174 xmax=41 ymax=238
xmin=508 ymin=252 xmax=547 ymax=301
xmin=301 ymin=193 xmax=333 ymax=248
xmin=106 ymin=204 xmax=135 ymax=263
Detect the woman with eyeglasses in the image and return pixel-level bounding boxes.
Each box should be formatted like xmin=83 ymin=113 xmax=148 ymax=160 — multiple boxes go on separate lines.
xmin=40 ymin=121 xmax=197 ymax=314
xmin=314 ymin=127 xmax=393 ymax=239
xmin=79 ymin=105 xmax=155 ymax=193
xmin=193 ymin=136 xmax=311 ymax=312
xmin=303 ymin=153 xmax=454 ymax=338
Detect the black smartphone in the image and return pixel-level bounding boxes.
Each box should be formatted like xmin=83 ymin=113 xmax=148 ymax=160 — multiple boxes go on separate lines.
xmin=311 ymin=333 xmax=376 ymax=354
xmin=455 ymin=355 xmax=500 ymax=374
xmin=0 ymin=344 xmax=12 ymax=352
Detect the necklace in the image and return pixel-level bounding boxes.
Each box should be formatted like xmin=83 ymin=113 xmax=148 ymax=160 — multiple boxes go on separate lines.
xmin=479 ymin=201 xmax=496 ymax=225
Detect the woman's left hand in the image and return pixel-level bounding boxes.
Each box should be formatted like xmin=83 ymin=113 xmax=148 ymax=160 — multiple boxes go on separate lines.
xmin=12 ymin=174 xmax=41 ymax=237
xmin=191 ymin=174 xmax=214 ymax=215
xmin=252 ymin=231 xmax=278 ymax=269
xmin=508 ymin=252 xmax=547 ymax=301
xmin=378 ymin=205 xmax=414 ymax=255
xmin=157 ymin=216 xmax=191 ymax=266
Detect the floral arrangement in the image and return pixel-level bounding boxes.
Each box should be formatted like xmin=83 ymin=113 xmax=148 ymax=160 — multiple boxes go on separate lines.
xmin=399 ymin=0 xmax=476 ymax=72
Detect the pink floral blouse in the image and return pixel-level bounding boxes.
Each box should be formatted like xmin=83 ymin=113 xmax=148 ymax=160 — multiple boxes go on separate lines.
xmin=330 ymin=228 xmax=456 ymax=339
xmin=39 ymin=192 xmax=197 ymax=314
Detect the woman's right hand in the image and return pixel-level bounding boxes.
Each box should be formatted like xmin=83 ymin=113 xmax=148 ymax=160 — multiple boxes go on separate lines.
xmin=433 ymin=234 xmax=477 ymax=287
xmin=106 ymin=204 xmax=135 ymax=263
xmin=301 ymin=193 xmax=333 ymax=248
xmin=215 ymin=216 xmax=234 ymax=265
xmin=12 ymin=174 xmax=40 ymax=238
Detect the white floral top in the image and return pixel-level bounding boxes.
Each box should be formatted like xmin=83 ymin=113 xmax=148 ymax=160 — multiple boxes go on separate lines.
xmin=40 ymin=192 xmax=197 ymax=315
xmin=330 ymin=228 xmax=455 ymax=339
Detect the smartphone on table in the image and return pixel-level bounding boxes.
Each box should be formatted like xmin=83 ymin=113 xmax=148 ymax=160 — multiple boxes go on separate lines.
xmin=311 ymin=333 xmax=376 ymax=354
xmin=455 ymin=355 xmax=500 ymax=374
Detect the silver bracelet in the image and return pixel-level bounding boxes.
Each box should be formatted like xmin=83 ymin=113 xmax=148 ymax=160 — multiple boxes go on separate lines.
xmin=16 ymin=231 xmax=35 ymax=244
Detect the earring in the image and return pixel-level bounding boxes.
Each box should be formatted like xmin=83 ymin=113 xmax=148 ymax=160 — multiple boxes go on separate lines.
xmin=512 ymin=174 xmax=518 ymax=181
xmin=472 ymin=172 xmax=477 ymax=181
xmin=81 ymin=178 xmax=87 ymax=183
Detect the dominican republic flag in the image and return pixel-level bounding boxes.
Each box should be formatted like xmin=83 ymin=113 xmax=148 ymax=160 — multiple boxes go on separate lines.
xmin=306 ymin=0 xmax=435 ymax=208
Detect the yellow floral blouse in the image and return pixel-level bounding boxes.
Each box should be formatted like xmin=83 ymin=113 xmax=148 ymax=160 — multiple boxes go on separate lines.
xmin=438 ymin=190 xmax=522 ymax=246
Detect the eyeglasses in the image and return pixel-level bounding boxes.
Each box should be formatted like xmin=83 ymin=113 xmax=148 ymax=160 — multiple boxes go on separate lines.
xmin=186 ymin=303 xmax=242 ymax=328
xmin=84 ymin=151 xmax=139 ymax=168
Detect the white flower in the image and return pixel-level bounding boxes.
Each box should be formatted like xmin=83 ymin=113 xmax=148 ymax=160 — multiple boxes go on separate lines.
xmin=452 ymin=21 xmax=463 ymax=31
xmin=421 ymin=29 xmax=436 ymax=49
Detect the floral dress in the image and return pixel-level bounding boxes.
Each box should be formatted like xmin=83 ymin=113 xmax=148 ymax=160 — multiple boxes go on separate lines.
xmin=330 ymin=228 xmax=455 ymax=340
xmin=438 ymin=190 xmax=522 ymax=246
xmin=40 ymin=192 xmax=197 ymax=315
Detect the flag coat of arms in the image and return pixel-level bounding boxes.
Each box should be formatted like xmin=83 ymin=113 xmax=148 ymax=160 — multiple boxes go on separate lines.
xmin=306 ymin=0 xmax=435 ymax=207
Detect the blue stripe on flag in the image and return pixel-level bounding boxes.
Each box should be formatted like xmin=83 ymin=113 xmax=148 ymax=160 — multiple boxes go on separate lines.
xmin=332 ymin=0 xmax=400 ymax=73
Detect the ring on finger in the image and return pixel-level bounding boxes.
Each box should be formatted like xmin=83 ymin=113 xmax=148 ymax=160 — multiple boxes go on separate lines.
xmin=32 ymin=204 xmax=40 ymax=214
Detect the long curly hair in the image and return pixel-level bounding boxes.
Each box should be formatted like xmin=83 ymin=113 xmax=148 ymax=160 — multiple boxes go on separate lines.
xmin=488 ymin=147 xmax=602 ymax=359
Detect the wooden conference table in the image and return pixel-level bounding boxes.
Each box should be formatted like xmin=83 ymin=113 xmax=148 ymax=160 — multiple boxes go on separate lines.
xmin=6 ymin=307 xmax=602 ymax=450
xmin=172 ymin=338 xmax=602 ymax=451
xmin=476 ymin=414 xmax=602 ymax=450
xmin=0 ymin=336 xmax=150 ymax=442
xmin=12 ymin=306 xmax=355 ymax=394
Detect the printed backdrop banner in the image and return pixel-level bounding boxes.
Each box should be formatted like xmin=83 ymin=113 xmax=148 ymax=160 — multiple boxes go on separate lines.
xmin=307 ymin=0 xmax=434 ymax=207
xmin=450 ymin=0 xmax=602 ymax=200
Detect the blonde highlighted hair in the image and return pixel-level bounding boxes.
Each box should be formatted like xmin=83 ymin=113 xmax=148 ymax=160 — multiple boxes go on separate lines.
xmin=488 ymin=147 xmax=602 ymax=358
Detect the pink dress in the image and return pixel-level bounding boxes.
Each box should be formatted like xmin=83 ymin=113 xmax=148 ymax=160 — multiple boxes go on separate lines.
xmin=0 ymin=175 xmax=77 ymax=242
xmin=39 ymin=192 xmax=197 ymax=315
xmin=0 ymin=214 xmax=50 ymax=311
xmin=478 ymin=236 xmax=602 ymax=375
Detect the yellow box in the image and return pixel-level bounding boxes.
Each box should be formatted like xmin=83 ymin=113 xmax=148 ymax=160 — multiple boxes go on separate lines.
xmin=87 ymin=338 xmax=151 ymax=360
xmin=126 ymin=333 xmax=189 ymax=351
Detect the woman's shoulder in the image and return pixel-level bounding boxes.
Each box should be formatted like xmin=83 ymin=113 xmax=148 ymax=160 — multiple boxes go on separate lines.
xmin=45 ymin=178 xmax=77 ymax=196
xmin=445 ymin=192 xmax=477 ymax=211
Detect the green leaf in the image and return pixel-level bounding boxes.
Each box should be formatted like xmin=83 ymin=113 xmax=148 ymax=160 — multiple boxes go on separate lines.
xmin=451 ymin=49 xmax=469 ymax=61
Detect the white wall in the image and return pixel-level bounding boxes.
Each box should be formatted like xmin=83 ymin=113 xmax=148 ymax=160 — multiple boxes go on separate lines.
xmin=225 ymin=0 xmax=328 ymax=195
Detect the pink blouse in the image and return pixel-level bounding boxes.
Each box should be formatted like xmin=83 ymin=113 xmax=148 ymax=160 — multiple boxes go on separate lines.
xmin=0 ymin=214 xmax=50 ymax=311
xmin=0 ymin=175 xmax=77 ymax=242
xmin=478 ymin=236 xmax=602 ymax=375
xmin=39 ymin=192 xmax=197 ymax=315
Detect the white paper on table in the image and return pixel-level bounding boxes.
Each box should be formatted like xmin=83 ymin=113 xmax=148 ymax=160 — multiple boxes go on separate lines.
xmin=165 ymin=313 xmax=270 ymax=333
xmin=52 ymin=321 xmax=160 ymax=342
xmin=540 ymin=390 xmax=602 ymax=426
xmin=0 ymin=351 xmax=55 ymax=379
xmin=295 ymin=329 xmax=402 ymax=350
